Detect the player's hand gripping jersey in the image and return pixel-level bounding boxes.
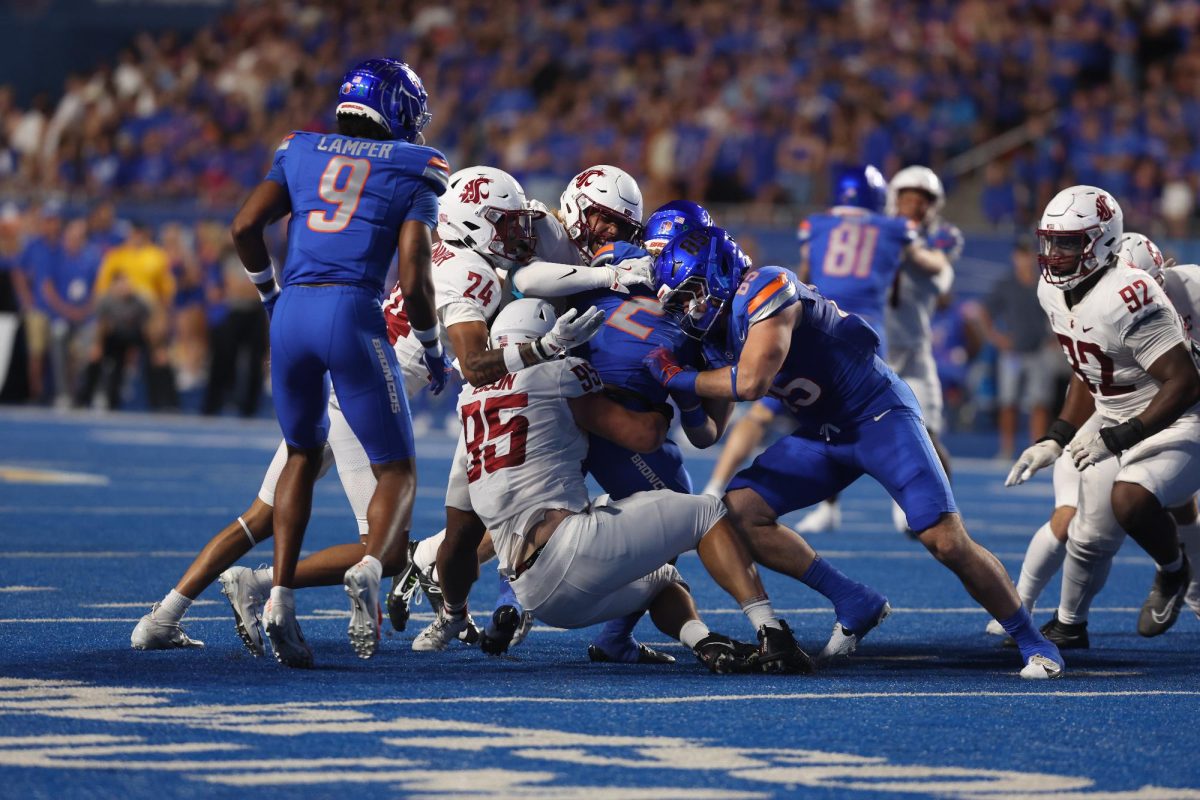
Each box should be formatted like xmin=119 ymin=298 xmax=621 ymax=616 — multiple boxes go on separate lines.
xmin=454 ymin=358 xmax=602 ymax=574
xmin=1037 ymin=266 xmax=1197 ymax=424
xmin=267 ymin=131 xmax=450 ymax=294
xmin=730 ymin=266 xmax=918 ymax=436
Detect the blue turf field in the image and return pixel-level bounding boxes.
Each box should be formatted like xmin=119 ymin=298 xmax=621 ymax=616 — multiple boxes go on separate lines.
xmin=1 ymin=407 xmax=1199 ymax=799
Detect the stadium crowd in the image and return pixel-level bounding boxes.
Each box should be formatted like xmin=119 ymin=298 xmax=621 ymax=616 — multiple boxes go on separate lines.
xmin=0 ymin=0 xmax=1191 ymax=428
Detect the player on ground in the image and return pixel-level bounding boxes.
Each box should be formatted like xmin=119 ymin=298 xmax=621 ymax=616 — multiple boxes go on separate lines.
xmin=1003 ymin=216 xmax=1200 ymax=645
xmin=131 ymin=165 xmax=604 ymax=657
xmin=437 ymin=298 xmax=815 ymax=674
xmin=645 ymin=226 xmax=1065 ymax=679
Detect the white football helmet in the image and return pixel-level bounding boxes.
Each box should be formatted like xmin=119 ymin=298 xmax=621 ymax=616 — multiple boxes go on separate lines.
xmin=440 ymin=167 xmax=544 ymax=265
xmin=559 ymin=165 xmax=644 ymax=257
xmin=489 ymin=298 xmax=556 ymax=348
xmin=886 ymin=165 xmax=944 ymax=222
xmin=1037 ymin=185 xmax=1124 ymax=291
xmin=1116 ymin=232 xmax=1165 ymax=285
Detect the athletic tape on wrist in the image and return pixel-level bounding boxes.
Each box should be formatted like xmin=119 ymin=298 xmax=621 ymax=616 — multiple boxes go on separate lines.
xmin=503 ymin=344 xmax=525 ymax=372
xmin=243 ymin=263 xmax=274 ymax=285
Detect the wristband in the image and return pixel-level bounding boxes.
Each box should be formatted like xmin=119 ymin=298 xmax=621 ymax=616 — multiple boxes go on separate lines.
xmin=730 ymin=366 xmax=742 ymax=402
xmin=1099 ymin=418 xmax=1146 ymax=454
xmin=244 ymin=262 xmax=275 ymax=286
xmin=532 ymin=337 xmax=560 ymax=361
xmin=503 ymin=344 xmax=526 ymax=372
xmin=1039 ymin=418 xmax=1078 ymax=449
xmin=679 ymin=403 xmax=706 ymax=428
xmin=412 ymin=325 xmax=441 ymax=351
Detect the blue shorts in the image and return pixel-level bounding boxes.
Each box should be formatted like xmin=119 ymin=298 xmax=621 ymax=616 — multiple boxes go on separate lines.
xmin=584 ymin=433 xmax=693 ymax=500
xmin=270 ymin=284 xmax=414 ymax=464
xmin=727 ymin=405 xmax=956 ymax=533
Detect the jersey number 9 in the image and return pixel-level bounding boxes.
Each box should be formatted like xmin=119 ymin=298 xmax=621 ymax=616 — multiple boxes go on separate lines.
xmin=308 ymin=156 xmax=371 ymax=233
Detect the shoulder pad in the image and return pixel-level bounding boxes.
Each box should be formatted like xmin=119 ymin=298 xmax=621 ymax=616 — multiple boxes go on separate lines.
xmin=1100 ymin=267 xmax=1169 ymax=339
xmin=591 ymin=241 xmax=647 ymax=268
xmin=735 ymin=266 xmax=800 ymax=325
xmin=398 ymin=143 xmax=450 ymax=196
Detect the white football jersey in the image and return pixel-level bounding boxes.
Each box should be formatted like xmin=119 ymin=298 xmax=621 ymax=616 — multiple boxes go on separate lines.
xmin=1038 ymin=265 xmax=1191 ymax=423
xmin=886 ymin=262 xmax=954 ymax=354
xmin=384 ymin=241 xmax=506 ymax=387
xmin=1162 ymin=264 xmax=1200 ymax=347
xmin=455 ymin=357 xmax=602 ymax=573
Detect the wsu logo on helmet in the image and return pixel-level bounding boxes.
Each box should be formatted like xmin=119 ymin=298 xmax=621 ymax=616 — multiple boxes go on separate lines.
xmin=1095 ymin=195 xmax=1115 ymax=222
xmin=575 ymin=168 xmax=606 ymax=188
xmin=458 ymin=177 xmax=492 ymax=204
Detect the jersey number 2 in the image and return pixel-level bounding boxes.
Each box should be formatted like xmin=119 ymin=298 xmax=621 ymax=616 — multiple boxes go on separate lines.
xmin=307 ymin=156 xmax=371 ymax=233
xmin=461 ymin=394 xmax=529 ymax=482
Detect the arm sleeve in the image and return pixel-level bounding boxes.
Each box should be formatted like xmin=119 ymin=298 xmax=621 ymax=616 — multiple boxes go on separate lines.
xmin=513 ymin=261 xmax=614 ymax=297
xmin=402 ymin=182 xmax=439 ymax=228
xmin=1127 ymin=307 xmax=1189 ymax=372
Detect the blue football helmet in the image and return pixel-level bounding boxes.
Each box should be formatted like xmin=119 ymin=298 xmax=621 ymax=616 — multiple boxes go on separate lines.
xmin=832 ymin=164 xmax=886 ymax=212
xmin=642 ymin=200 xmax=713 ymax=254
xmin=654 ymin=225 xmax=745 ymax=339
xmin=336 ymin=59 xmax=432 ymax=142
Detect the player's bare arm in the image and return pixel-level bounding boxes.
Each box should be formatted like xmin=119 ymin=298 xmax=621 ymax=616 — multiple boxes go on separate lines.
xmin=676 ymin=393 xmax=734 ymax=448
xmin=447 ymin=320 xmax=534 ymax=387
xmin=1124 ymin=344 xmax=1200 ymax=440
xmin=230 ymin=180 xmax=290 ymax=298
xmin=567 ymin=392 xmax=667 ymax=453
xmin=396 ymin=219 xmax=438 ymax=332
xmin=698 ymin=304 xmax=798 ymax=401
xmin=903 ymin=239 xmax=950 ymax=276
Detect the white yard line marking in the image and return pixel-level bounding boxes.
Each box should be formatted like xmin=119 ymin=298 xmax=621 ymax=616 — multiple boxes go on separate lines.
xmin=82 ymin=601 xmax=217 ymax=609
xmin=0 ymin=586 xmax=56 ymax=593
xmin=0 ymin=465 xmax=109 ymax=486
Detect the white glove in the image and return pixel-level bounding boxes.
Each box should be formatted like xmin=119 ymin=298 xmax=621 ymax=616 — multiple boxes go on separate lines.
xmin=1005 ymin=440 xmax=1063 ymax=487
xmin=608 ymin=256 xmax=655 ymax=292
xmin=533 ymin=306 xmax=607 ymax=359
xmin=1071 ymin=430 xmax=1114 ymax=471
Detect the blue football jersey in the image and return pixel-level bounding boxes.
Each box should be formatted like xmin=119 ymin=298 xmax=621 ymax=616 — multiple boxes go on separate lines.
xmin=729 ymin=266 xmax=910 ymax=430
xmin=266 ymin=131 xmax=450 ymax=295
xmin=800 ymin=207 xmax=916 ymax=319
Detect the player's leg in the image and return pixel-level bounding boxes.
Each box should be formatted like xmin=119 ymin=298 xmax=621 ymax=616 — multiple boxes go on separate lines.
xmin=414 ymin=506 xmax=487 ymax=652
xmin=723 ymin=434 xmax=889 ymax=657
xmin=1171 ymin=497 xmax=1200 ymax=618
xmin=995 ymin=351 xmax=1020 ymax=459
xmin=894 ymin=349 xmax=950 ymax=534
xmin=1112 ymin=428 xmax=1200 ymax=636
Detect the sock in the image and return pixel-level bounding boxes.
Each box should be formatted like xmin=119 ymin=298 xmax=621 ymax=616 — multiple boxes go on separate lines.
xmin=999 ymin=605 xmax=1054 ymax=659
xmin=678 ymin=619 xmax=710 ymax=649
xmin=269 ymin=585 xmax=294 ymax=610
xmin=357 ymin=554 xmax=383 ymax=582
xmin=741 ymin=596 xmax=782 ymax=631
xmin=1016 ymin=522 xmax=1068 ymax=612
xmin=444 ymin=598 xmax=467 ymax=618
xmin=800 ymin=556 xmax=861 ymax=610
xmin=1158 ymin=552 xmax=1184 ymax=573
xmin=158 ymin=589 xmax=191 ymax=623
xmin=593 ymin=611 xmax=643 ymax=656
xmin=1057 ymin=540 xmax=1114 ymax=626
xmin=413 ymin=530 xmax=444 ymax=573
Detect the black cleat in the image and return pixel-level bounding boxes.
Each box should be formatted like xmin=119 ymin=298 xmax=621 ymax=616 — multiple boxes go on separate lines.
xmin=589 ymin=642 xmax=676 ymax=665
xmin=755 ymin=621 xmax=816 ymax=674
xmin=385 ymin=543 xmax=421 ymax=632
xmin=1039 ymin=614 xmax=1090 ymax=649
xmin=691 ymin=633 xmax=756 ymax=674
xmin=480 ymin=605 xmax=520 ymax=656
xmin=1138 ymin=555 xmax=1190 ymax=637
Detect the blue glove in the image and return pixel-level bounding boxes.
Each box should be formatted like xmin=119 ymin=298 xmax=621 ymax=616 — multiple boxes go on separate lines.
xmin=422 ymin=344 xmax=453 ymax=396
xmin=644 ymin=346 xmax=698 ymax=393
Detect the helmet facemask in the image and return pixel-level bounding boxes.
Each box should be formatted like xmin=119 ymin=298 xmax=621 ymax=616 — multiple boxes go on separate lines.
xmin=658 ymin=275 xmax=725 ymax=340
xmin=573 ymin=199 xmax=643 ymax=256
xmin=482 ymin=206 xmax=544 ymax=265
xmin=1037 ymin=226 xmax=1103 ymax=288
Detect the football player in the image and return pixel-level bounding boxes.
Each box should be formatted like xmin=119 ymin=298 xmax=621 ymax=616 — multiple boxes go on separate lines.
xmin=1003 ymin=226 xmax=1200 ymax=642
xmin=644 ymin=226 xmax=1065 ymax=679
xmin=438 ymin=297 xmax=815 ymax=674
xmin=131 ymin=165 xmax=603 ymax=660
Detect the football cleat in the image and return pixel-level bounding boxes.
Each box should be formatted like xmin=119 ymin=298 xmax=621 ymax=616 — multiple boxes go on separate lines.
xmin=1020 ymin=653 xmax=1064 ymax=680
xmin=756 ymin=621 xmax=816 ymax=674
xmin=984 ymin=617 xmax=1007 ymax=637
xmin=130 ymin=604 xmax=205 ymax=650
xmin=263 ymin=599 xmax=313 ymax=669
xmin=480 ymin=605 xmax=521 ymax=656
xmin=344 ymin=560 xmax=382 ymax=659
xmin=1037 ymin=614 xmax=1089 ymax=649
xmin=691 ymin=633 xmax=756 ymax=674
xmin=219 ymin=566 xmax=267 ymax=656
xmin=588 ymin=642 xmax=677 ymax=665
xmin=821 ymin=590 xmax=891 ymax=662
xmin=793 ymin=501 xmax=840 ymax=534
xmin=509 ymin=609 xmax=534 ymax=648
xmin=385 ymin=542 xmax=422 ymax=632
xmin=1138 ymin=556 xmax=1191 ymax=637
xmin=412 ymin=610 xmax=479 ymax=652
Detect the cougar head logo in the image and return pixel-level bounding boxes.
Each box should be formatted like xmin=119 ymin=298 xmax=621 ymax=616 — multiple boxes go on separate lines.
xmin=575 ymin=168 xmax=606 ymax=189
xmin=1095 ymin=195 xmax=1115 ymax=222
xmin=459 ymin=177 xmax=492 ymax=204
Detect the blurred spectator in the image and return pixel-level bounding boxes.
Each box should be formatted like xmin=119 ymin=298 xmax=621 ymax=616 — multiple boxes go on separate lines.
xmin=978 ymin=241 xmax=1055 ymax=458
xmin=75 ymin=271 xmax=152 ymax=410
xmin=162 ymin=222 xmax=207 ymax=391
xmin=200 ymin=225 xmax=266 ymax=417
xmin=980 ymin=162 xmax=1017 ymax=227
xmin=40 ymin=218 xmax=103 ymax=407
xmin=89 ymin=221 xmax=177 ymax=409
xmin=13 ymin=204 xmax=63 ymax=402
xmin=0 ymin=204 xmax=27 ymax=402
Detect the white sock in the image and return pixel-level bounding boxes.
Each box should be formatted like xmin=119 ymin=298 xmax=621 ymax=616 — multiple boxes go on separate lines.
xmin=158 ymin=589 xmax=191 ymax=623
xmin=1016 ymin=522 xmax=1068 ymax=612
xmin=1057 ymin=540 xmax=1114 ymax=626
xmin=269 ymin=585 xmax=294 ymax=610
xmin=741 ymin=597 xmax=782 ymax=631
xmin=678 ymin=619 xmax=710 ymax=649
xmin=357 ymin=554 xmax=383 ymax=582
xmin=252 ymin=565 xmax=273 ymax=593
xmin=413 ymin=531 xmax=444 ymax=573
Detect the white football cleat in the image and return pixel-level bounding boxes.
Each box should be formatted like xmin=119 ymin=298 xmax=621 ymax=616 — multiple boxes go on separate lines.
xmin=818 ymin=601 xmax=891 ymax=662
xmin=509 ymin=609 xmax=536 ymax=649
xmin=793 ymin=501 xmax=841 ymax=534
xmin=1020 ymin=653 xmax=1064 ymax=680
xmin=985 ymin=618 xmax=1007 ymax=637
xmin=263 ymin=599 xmax=313 ymax=668
xmin=413 ymin=611 xmax=476 ymax=652
xmin=219 ymin=566 xmax=268 ymax=656
xmin=130 ymin=604 xmax=204 ymax=650
xmin=344 ymin=560 xmax=382 ymax=659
